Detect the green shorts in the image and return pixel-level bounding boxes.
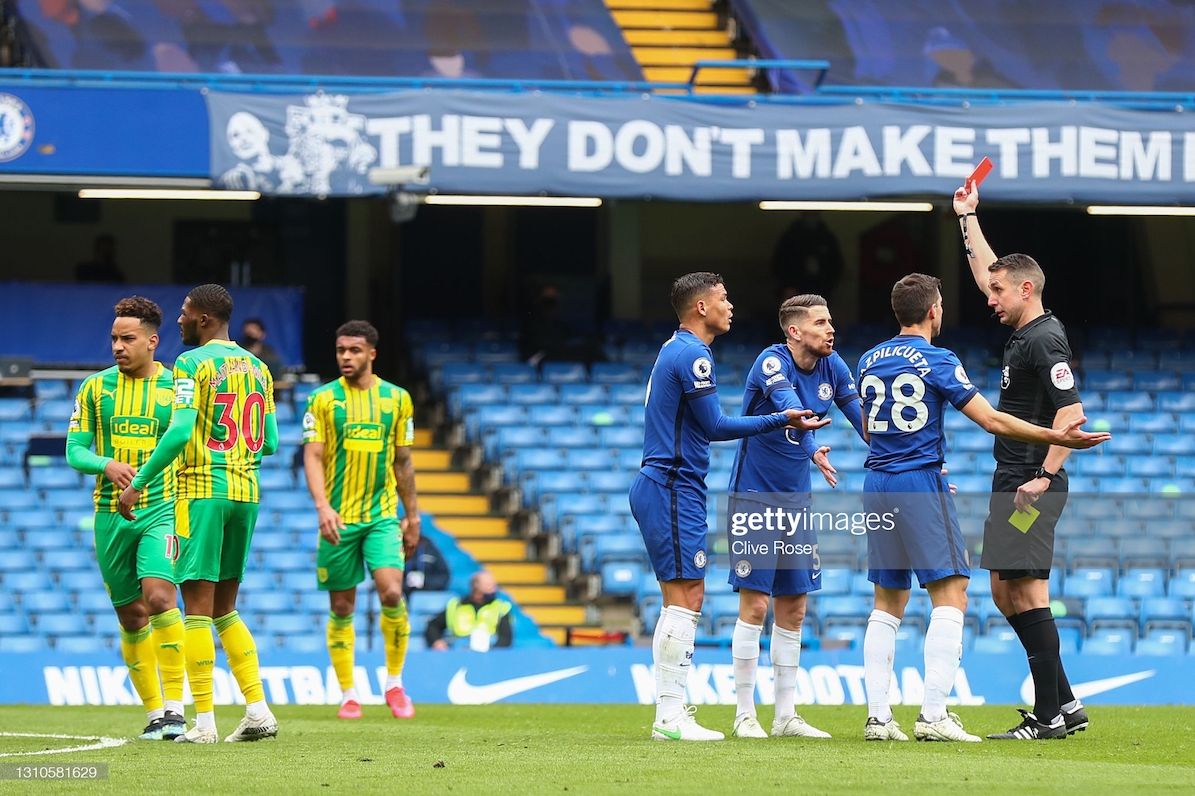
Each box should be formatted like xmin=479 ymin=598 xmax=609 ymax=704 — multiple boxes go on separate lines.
xmin=174 ymin=498 xmax=260 ymax=584
xmin=94 ymin=502 xmax=177 ymax=608
xmin=317 ymin=517 xmax=404 ymax=592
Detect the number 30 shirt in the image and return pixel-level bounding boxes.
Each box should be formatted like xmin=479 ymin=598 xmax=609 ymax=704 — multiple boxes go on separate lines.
xmin=857 ymin=335 xmax=977 ymax=473
xmin=171 ymin=340 xmax=275 ymax=502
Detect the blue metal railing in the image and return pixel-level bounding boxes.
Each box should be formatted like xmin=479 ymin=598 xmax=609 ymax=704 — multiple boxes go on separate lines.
xmin=688 ymin=59 xmax=830 ymax=89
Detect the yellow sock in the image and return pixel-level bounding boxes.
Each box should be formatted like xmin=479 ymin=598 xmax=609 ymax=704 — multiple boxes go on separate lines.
xmin=150 ymin=609 xmax=186 ymax=706
xmin=183 ymin=616 xmax=215 ymax=713
xmin=215 ymin=611 xmax=265 ymax=705
xmin=326 ymin=613 xmax=356 ymax=692
xmin=380 ymin=603 xmax=410 ymax=678
xmin=120 ymin=623 xmax=163 ymax=713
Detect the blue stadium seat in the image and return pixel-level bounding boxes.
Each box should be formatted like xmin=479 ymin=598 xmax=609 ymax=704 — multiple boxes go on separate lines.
xmin=974 ymin=630 xmax=1022 ymax=655
xmin=46 ymin=550 xmax=93 ymax=572
xmin=1129 ymin=413 xmax=1178 ymax=435
xmin=703 ymin=593 xmax=743 ymax=634
xmin=601 ymin=561 xmax=644 ymax=596
xmin=1100 ymin=476 xmax=1148 ymax=493
xmin=1139 ymin=598 xmax=1191 ymax=636
xmin=1109 ymin=351 xmax=1157 ymax=371
xmin=1084 ymin=371 xmax=1131 ymax=391
xmin=1136 ymin=329 xmax=1182 ymax=351
xmin=252 ymin=532 xmax=292 ymax=552
xmin=423 ymin=342 xmax=472 ymax=368
xmin=526 ymin=470 xmax=586 ymax=503
xmin=1058 ymin=626 xmax=1083 ymax=656
xmin=954 ymin=431 xmax=991 ymax=453
xmin=0 ymin=550 xmax=38 ymax=572
xmin=597 ymin=426 xmax=643 ymax=450
xmin=541 ymin=362 xmax=589 ymax=385
xmin=815 ymin=596 xmax=872 ymax=629
xmin=23 ymin=530 xmax=73 ymax=552
xmin=75 ymin=590 xmax=114 ymax=614
xmin=1084 ymin=412 xmax=1129 ymax=433
xmin=578 ymin=405 xmax=630 ymax=427
xmin=1170 ymin=570 xmax=1195 ymax=599
xmin=408 ymin=590 xmax=455 ymax=617
xmin=28 ymin=468 xmax=80 ymax=490
xmin=1083 ymin=630 xmax=1134 ymax=655
xmin=1085 ymin=597 xmax=1138 ymax=635
xmin=0 ymin=636 xmax=46 ymax=652
xmin=566 ymin=513 xmax=633 ymax=552
xmin=547 ymin=426 xmax=598 ymax=449
xmin=1124 ymin=498 xmax=1175 ymax=521
xmin=831 ymin=449 xmax=868 ymax=472
xmin=1077 ymin=455 xmax=1126 ymax=478
xmin=1135 ymin=631 xmax=1187 ymax=656
xmin=951 ymin=475 xmax=993 ymax=494
xmin=473 ymin=341 xmax=520 ymax=365
xmin=58 ymin=570 xmax=103 ymax=592
xmin=280 ymin=513 xmax=314 ymax=534
xmin=1133 ymin=371 xmax=1180 ymax=392
xmin=262 ymin=614 xmax=315 ymax=635
xmin=263 ymin=551 xmax=313 ymax=572
xmin=244 ymin=592 xmax=295 ymax=614
xmin=494 ymin=426 xmax=547 ymax=454
xmin=0 ymin=613 xmax=29 ymax=634
xmin=34 ymin=399 xmax=75 ymax=423
xmin=1106 ymin=392 xmax=1156 ymax=413
xmin=0 ymin=468 xmax=24 ymax=489
xmin=283 ymin=635 xmax=326 ymax=654
xmin=608 ymin=384 xmax=647 ymax=405
xmin=1062 ymin=568 xmax=1114 ymax=598
xmin=528 ymin=405 xmax=576 ymax=427
xmin=1116 ymin=569 xmax=1167 ymax=599
xmin=1067 ymin=538 xmax=1120 ymax=569
xmin=1158 ymin=350 xmax=1195 ymax=369
xmin=492 ymin=362 xmax=538 ymax=384
xmin=56 ymin=636 xmax=107 ymax=654
xmin=1119 ymin=538 xmax=1170 ymax=570
xmin=1148 ymin=479 xmax=1195 ymax=495
xmin=469 ymin=405 xmax=528 ymax=441
xmin=279 ymin=572 xmax=317 ymax=593
xmin=0 ymin=398 xmax=32 ymax=421
xmin=511 ymin=448 xmax=568 ymax=477
xmin=560 ymin=384 xmax=610 ymax=406
xmin=439 ymin=362 xmax=489 ymax=390
xmin=508 ymin=384 xmax=557 ymax=406
xmin=1153 ymin=434 xmax=1195 ymax=456
xmin=3 ymin=570 xmax=52 ymax=592
xmin=258 ymin=470 xmax=294 ymax=491
xmin=566 ymin=448 xmax=614 ymax=471
xmin=588 ymin=471 xmax=635 ymax=494
xmin=628 ymin=406 xmax=646 ymax=427
xmin=1093 ymin=519 xmax=1143 ymax=539
xmin=1159 ymin=391 xmax=1195 ymax=414
xmin=35 ymin=613 xmax=89 ymax=636
xmin=591 ymin=363 xmax=640 ymax=384
xmin=453 ymin=384 xmax=508 ymax=416
xmin=44 ymin=490 xmax=94 ymax=512
xmin=818 ymin=568 xmax=852 ymax=596
xmin=549 ymin=492 xmax=607 ymax=530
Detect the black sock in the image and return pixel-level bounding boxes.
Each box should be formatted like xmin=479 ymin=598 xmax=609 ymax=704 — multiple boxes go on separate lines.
xmin=1016 ymin=608 xmax=1062 ymax=722
xmin=1057 ymin=662 xmax=1076 ymax=707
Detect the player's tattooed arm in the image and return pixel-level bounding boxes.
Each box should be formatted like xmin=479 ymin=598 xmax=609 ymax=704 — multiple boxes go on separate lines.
xmin=952 ymin=184 xmax=999 ymax=294
xmin=394 ymin=445 xmax=421 ymax=562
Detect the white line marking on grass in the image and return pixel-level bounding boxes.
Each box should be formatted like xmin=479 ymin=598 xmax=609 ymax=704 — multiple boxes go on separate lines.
xmin=0 ymin=732 xmax=128 ymax=757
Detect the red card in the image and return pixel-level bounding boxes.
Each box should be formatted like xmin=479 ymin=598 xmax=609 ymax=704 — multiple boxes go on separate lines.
xmin=967 ymin=156 xmax=993 ymax=189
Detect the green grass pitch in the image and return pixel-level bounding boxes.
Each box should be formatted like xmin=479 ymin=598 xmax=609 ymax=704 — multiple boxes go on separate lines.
xmin=1 ymin=704 xmax=1193 ymax=794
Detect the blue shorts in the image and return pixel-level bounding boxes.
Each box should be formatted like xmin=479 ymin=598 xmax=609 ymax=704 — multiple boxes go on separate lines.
xmin=629 ymin=472 xmax=708 ymax=581
xmin=864 ymin=468 xmax=969 ymax=590
xmin=726 ymin=496 xmax=820 ymax=597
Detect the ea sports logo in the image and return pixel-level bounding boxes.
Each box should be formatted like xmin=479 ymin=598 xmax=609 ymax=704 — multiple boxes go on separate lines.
xmin=0 ymin=94 xmax=34 ymax=163
xmin=692 ymin=358 xmax=712 ymax=379
xmin=735 ymin=559 xmax=752 ymax=577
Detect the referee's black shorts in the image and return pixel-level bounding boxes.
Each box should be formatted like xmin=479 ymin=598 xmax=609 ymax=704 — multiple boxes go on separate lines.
xmin=982 ymin=465 xmax=1069 ymax=581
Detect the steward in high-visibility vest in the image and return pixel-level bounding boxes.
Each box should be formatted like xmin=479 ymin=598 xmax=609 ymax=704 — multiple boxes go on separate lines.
xmin=425 ymin=571 xmax=514 ymax=649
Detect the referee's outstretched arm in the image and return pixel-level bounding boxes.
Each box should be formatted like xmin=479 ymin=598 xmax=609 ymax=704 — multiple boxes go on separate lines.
xmin=953 ymin=184 xmax=999 ymax=295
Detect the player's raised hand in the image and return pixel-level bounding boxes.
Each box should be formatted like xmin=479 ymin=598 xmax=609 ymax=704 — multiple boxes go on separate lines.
xmin=953 ymin=183 xmax=979 ymax=215
xmin=317 ymin=503 xmax=346 ymax=545
xmin=104 ymin=460 xmax=137 ymax=490
xmin=117 ymin=485 xmax=141 ymax=521
xmin=813 ymin=446 xmax=837 ymax=488
xmin=784 ymin=408 xmax=831 ymax=432
xmin=401 ymin=513 xmax=422 ymax=562
xmin=1052 ymin=416 xmax=1112 ymax=449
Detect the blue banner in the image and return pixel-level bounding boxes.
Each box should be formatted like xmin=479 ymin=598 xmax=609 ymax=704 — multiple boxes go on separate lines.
xmin=0 ymin=283 xmax=305 ymax=368
xmin=0 ymin=648 xmax=1180 ymax=705
xmin=206 ymin=90 xmax=1195 ymax=202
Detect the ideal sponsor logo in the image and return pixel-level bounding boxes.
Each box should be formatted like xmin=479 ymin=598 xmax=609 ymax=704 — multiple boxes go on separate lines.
xmin=44 ymin=665 xmax=397 ymax=706
xmin=343 ymin=422 xmax=384 ymax=453
xmin=629 ymin=663 xmax=986 ymax=707
xmin=109 ymin=415 xmax=160 ymax=450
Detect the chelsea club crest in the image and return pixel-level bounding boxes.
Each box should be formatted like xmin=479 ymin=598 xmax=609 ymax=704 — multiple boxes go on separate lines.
xmin=0 ymin=94 xmax=34 ymax=163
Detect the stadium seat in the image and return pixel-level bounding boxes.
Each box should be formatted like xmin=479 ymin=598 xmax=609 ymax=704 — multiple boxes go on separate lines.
xmin=1158 ymin=350 xmax=1195 ymax=369
xmin=258 ymin=470 xmax=294 ymax=491
xmin=0 ymin=614 xmax=29 ymax=634
xmin=598 ymin=426 xmax=643 ymax=449
xmin=34 ymin=399 xmax=75 ymax=423
xmin=1083 ymin=630 xmax=1134 ymax=655
xmin=44 ymin=490 xmax=94 ymax=512
xmin=541 ymin=362 xmax=588 ymax=385
xmin=560 ymin=384 xmax=610 ymax=406
xmin=0 ymin=636 xmax=46 ymax=653
xmin=1139 ymin=598 xmax=1192 ymax=637
xmin=1084 ymin=371 xmax=1131 ymax=391
xmin=75 ymin=590 xmax=114 ymax=615
xmin=628 ymin=406 xmax=646 ymax=427
xmin=591 ymin=363 xmax=640 ymax=384
xmin=1152 ymin=434 xmax=1195 ymax=456
xmin=244 ymin=592 xmax=295 ymax=614
xmin=1067 ymin=538 xmax=1119 ymax=570
xmin=283 ymin=635 xmax=326 ymax=654
xmin=28 ymin=468 xmax=80 ymax=490
xmin=1169 ymin=570 xmax=1195 ymax=599
xmin=588 ymin=471 xmax=635 ymax=494
xmin=22 ymin=590 xmax=71 ymax=613
xmin=566 ymin=513 xmax=632 ymax=552
xmin=0 ymin=550 xmax=38 ymax=572
xmin=527 ymin=405 xmax=577 ymax=428
xmin=492 ymin=362 xmax=538 ymax=384
xmin=974 ymin=630 xmax=1022 ymax=655
xmin=1170 ymin=538 xmax=1195 ymax=569
xmin=1106 ymin=393 xmax=1156 ymax=413
xmin=1116 ymin=569 xmax=1167 ymax=599
xmin=1109 ymin=351 xmax=1157 ymax=371
xmin=56 ymin=636 xmax=107 ymax=654
xmin=1133 ymin=371 xmax=1180 ymax=392
xmin=439 ymin=362 xmax=489 ymax=391
xmin=279 ymin=572 xmax=317 ymax=593
xmin=566 ymin=448 xmax=615 ymax=471
xmin=547 ymin=426 xmax=598 ymax=449
xmin=1085 ymin=597 xmax=1138 ymax=635
xmin=526 ymin=470 xmax=586 ymax=504
xmin=35 ymin=613 xmax=89 ymax=636
xmin=600 ymin=561 xmax=644 ymax=596
xmin=1084 ymin=412 xmax=1130 ymax=433
xmin=608 ymin=384 xmax=647 ymax=405
xmin=1100 ymin=476 xmax=1148 ymax=493
xmin=262 ymin=614 xmax=315 ymax=635
xmin=818 ymin=568 xmax=852 ymax=596
xmin=953 ymin=431 xmax=991 ymax=453
xmin=0 ymin=468 xmax=25 ymax=489
xmin=1129 ymin=413 xmax=1179 ymax=435
xmin=263 ymin=551 xmax=314 ymax=572
xmin=1062 ymin=568 xmax=1114 ymax=598
xmin=473 ymin=342 xmax=520 ymax=365
xmin=511 ymin=448 xmax=568 ymax=477
xmin=508 ymin=384 xmax=557 ymax=406
xmin=0 ymin=398 xmax=32 ymax=422
xmin=3 ymin=571 xmax=52 ymax=591
xmin=1119 ymin=538 xmax=1170 ymax=570
xmin=1135 ymin=631 xmax=1187 ymax=656
xmin=815 ymin=596 xmax=872 ymax=630
xmin=408 ymin=590 xmax=455 ymax=618
xmin=1058 ymin=626 xmax=1083 ymax=655
xmin=1158 ymin=392 xmax=1195 ymax=413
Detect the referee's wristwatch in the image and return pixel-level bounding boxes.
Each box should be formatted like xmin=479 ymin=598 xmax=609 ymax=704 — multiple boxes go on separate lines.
xmin=1032 ymin=466 xmax=1057 ymax=484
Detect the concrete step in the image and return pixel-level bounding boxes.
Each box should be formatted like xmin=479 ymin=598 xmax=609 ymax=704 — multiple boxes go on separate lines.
xmin=415 ymin=472 xmax=470 ymax=492
xmin=523 ymin=604 xmax=588 ymax=626
xmin=606 ymin=0 xmax=711 ymax=10
xmin=418 ymin=494 xmax=488 ymax=515
xmin=643 ymin=65 xmax=751 ymax=84
xmin=456 ymin=538 xmax=528 ymax=562
xmin=503 ymin=584 xmax=567 ymax=603
xmin=487 ymin=562 xmax=548 ymax=585
xmin=411 ymin=449 xmax=452 ymax=471
xmin=434 ymin=516 xmax=510 ymax=538
xmin=414 ymin=428 xmax=433 ymax=447
xmin=623 ymin=28 xmax=729 ymax=46
xmin=610 ymin=10 xmax=717 ymax=29
xmin=633 ymin=46 xmax=736 ymax=66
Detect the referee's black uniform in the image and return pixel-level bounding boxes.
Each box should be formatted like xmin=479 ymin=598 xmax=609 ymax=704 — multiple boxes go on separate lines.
xmin=982 ymin=310 xmax=1081 ymax=578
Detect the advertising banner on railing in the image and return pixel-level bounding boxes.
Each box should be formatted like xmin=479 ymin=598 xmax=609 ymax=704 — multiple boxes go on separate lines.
xmin=0 ymin=647 xmax=1181 ymax=705
xmin=206 ymin=91 xmax=1195 ymax=202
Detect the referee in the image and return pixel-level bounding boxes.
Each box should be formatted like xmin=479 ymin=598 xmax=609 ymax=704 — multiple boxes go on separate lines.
xmin=953 ymin=185 xmax=1090 ymax=741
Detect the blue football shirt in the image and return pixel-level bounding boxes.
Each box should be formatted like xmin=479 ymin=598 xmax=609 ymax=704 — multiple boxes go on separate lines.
xmin=730 ymin=345 xmax=864 ymax=497
xmin=857 ymin=334 xmax=978 ymax=473
xmin=639 ymin=329 xmax=788 ymax=493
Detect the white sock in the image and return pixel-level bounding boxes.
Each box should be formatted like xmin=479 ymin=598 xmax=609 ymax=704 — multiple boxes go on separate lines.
xmin=864 ymin=609 xmax=900 ymax=723
xmin=654 ymin=605 xmax=699 ymax=724
xmin=245 ymin=699 xmax=270 ymax=721
xmin=770 ymin=624 xmax=802 ymax=723
xmin=165 ymin=700 xmax=184 ymax=716
xmin=196 ymin=710 xmax=216 ymax=731
xmin=386 ymin=675 xmax=403 ymax=690
xmin=147 ymin=707 xmax=164 ymax=722
xmin=731 ymin=619 xmax=762 ymax=719
xmin=1062 ymin=699 xmax=1081 ymax=712
xmin=922 ymin=606 xmax=965 ymax=724
xmin=341 ymin=687 xmax=359 ymax=704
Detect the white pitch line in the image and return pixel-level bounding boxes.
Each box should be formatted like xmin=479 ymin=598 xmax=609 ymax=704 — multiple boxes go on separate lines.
xmin=0 ymin=732 xmax=128 ymax=757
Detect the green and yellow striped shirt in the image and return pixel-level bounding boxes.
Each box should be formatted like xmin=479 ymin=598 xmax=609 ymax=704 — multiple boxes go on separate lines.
xmin=68 ymin=363 xmax=175 ymax=512
xmin=172 ymin=340 xmax=276 ymax=502
xmin=303 ymin=377 xmax=414 ymax=523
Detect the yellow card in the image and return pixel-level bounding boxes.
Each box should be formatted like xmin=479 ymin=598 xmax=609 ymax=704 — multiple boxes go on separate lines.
xmin=1009 ymin=505 xmax=1040 ymax=533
